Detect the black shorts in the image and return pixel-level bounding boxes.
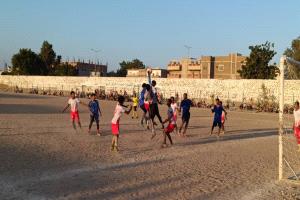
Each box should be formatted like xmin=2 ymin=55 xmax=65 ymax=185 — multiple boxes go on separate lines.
xmin=213 ymin=120 xmax=222 ymax=128
xmin=133 ymin=106 xmax=137 ymax=111
xmin=90 ymin=114 xmax=99 ymax=123
xmin=182 ymin=112 xmax=190 ymax=124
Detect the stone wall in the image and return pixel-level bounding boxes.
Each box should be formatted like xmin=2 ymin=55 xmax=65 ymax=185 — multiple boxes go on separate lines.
xmin=1 ymin=75 xmax=300 ymax=104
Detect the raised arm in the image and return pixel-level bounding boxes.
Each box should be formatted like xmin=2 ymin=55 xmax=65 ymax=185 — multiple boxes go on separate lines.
xmin=147 ymin=70 xmax=152 ymax=85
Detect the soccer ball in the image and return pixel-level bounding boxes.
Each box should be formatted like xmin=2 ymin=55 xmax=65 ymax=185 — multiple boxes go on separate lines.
xmin=146 ymin=68 xmax=152 ymax=74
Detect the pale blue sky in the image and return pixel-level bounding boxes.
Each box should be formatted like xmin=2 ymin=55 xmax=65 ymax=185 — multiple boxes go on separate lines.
xmin=0 ymin=0 xmax=300 ymax=70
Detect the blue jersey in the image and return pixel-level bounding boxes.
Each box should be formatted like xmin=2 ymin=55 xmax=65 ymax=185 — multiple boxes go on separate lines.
xmin=139 ymin=88 xmax=146 ymax=106
xmin=212 ymin=105 xmax=223 ymax=121
xmin=89 ymin=100 xmax=100 ymax=115
xmin=181 ymin=99 xmax=192 ymax=115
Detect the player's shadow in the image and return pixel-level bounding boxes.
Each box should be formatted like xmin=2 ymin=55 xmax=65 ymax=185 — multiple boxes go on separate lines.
xmin=0 ymin=104 xmax=60 ymax=114
xmin=177 ymin=129 xmax=278 ymax=147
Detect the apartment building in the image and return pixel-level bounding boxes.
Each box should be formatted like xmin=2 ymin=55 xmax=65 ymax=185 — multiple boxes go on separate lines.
xmin=167 ymin=53 xmax=246 ymax=79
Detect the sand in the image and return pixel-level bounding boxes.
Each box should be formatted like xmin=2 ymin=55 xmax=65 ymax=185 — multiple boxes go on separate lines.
xmin=0 ymin=92 xmax=300 ymax=200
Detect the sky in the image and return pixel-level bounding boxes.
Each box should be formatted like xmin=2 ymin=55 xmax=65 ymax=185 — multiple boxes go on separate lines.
xmin=0 ymin=0 xmax=300 ymax=71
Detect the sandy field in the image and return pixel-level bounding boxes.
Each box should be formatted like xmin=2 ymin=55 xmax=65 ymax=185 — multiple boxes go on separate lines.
xmin=0 ymin=92 xmax=300 ymax=200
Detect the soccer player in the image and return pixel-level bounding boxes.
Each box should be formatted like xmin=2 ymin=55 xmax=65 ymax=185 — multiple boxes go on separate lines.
xmin=147 ymin=70 xmax=164 ymax=129
xmin=62 ymin=91 xmax=83 ymax=130
xmin=293 ymin=101 xmax=300 ymax=152
xmin=210 ymin=98 xmax=227 ymax=138
xmin=162 ymin=98 xmax=175 ymax=148
xmin=132 ymin=93 xmax=139 ymax=119
xmin=179 ymin=93 xmax=192 ymax=137
xmin=170 ymin=96 xmax=179 ymax=135
xmin=139 ymin=83 xmax=147 ymax=126
xmin=111 ymin=96 xmax=132 ymax=152
xmin=220 ymin=101 xmax=227 ymax=134
xmin=88 ymin=93 xmax=102 ymax=136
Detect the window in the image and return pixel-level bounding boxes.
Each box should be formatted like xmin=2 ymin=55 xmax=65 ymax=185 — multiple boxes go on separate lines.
xmin=217 ymin=65 xmax=224 ymax=71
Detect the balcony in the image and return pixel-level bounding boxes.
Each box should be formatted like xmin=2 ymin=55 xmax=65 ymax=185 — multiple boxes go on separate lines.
xmin=167 ymin=65 xmax=181 ymax=71
xmin=187 ymin=65 xmax=201 ymax=71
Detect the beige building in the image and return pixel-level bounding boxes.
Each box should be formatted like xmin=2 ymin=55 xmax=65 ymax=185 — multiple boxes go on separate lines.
xmin=127 ymin=68 xmax=168 ymax=78
xmin=66 ymin=61 xmax=107 ymax=77
xmin=167 ymin=53 xmax=246 ymax=79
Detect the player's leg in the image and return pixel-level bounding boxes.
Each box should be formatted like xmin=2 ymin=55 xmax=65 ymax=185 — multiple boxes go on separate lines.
xmin=166 ymin=133 xmax=173 ymax=145
xmin=182 ymin=116 xmax=190 ymax=136
xmin=88 ymin=115 xmax=94 ymax=133
xmin=115 ymin=135 xmax=119 ymax=151
xmin=154 ymin=103 xmax=164 ymax=128
xmin=96 ymin=116 xmax=100 ymax=136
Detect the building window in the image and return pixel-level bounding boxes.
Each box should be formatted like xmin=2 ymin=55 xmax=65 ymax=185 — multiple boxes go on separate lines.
xmin=217 ymin=64 xmax=224 ymax=71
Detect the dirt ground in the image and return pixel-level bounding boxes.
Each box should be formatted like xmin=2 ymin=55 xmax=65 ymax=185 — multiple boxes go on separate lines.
xmin=0 ymin=92 xmax=300 ymax=200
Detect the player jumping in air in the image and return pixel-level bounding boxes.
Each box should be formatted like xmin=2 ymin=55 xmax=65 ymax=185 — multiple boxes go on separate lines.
xmin=161 ymin=98 xmax=176 ymax=148
xmin=210 ymin=98 xmax=227 ymax=138
xmin=88 ymin=93 xmax=102 ymax=136
xmin=293 ymin=101 xmax=300 ymax=152
xmin=147 ymin=70 xmax=164 ymax=129
xmin=62 ymin=91 xmax=83 ymax=130
xmin=179 ymin=93 xmax=192 ymax=137
xmin=111 ymin=95 xmax=132 ymax=152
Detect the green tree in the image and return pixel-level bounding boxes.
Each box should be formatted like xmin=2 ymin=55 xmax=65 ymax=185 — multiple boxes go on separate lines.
xmin=40 ymin=41 xmax=56 ymax=73
xmin=11 ymin=48 xmax=47 ymax=75
xmin=284 ymin=36 xmax=300 ymax=61
xmin=52 ymin=63 xmax=78 ymax=76
xmin=116 ymin=59 xmax=145 ymax=77
xmin=238 ymin=41 xmax=278 ymax=79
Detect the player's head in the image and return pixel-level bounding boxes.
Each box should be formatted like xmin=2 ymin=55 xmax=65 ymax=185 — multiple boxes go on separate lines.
xmin=215 ymin=98 xmax=220 ymax=104
xmin=90 ymin=93 xmax=96 ymax=100
xmin=142 ymin=83 xmax=147 ymax=88
xmin=152 ymin=80 xmax=156 ymax=87
xmin=70 ymin=91 xmax=75 ymax=99
xmin=170 ymin=96 xmax=175 ymax=103
xmin=145 ymin=84 xmax=151 ymax=91
xmin=295 ymin=101 xmax=299 ymax=109
xmin=167 ymin=98 xmax=172 ymax=107
xmin=133 ymin=92 xmax=136 ymax=97
xmin=183 ymin=93 xmax=188 ymax=99
xmin=118 ymin=95 xmax=125 ymax=105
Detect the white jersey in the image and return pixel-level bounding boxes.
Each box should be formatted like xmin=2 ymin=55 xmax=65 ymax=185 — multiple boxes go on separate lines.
xmin=111 ymin=104 xmax=125 ymax=124
xmin=171 ymin=103 xmax=178 ymax=115
xmin=68 ymin=98 xmax=80 ymax=112
xmin=294 ymin=109 xmax=300 ymax=126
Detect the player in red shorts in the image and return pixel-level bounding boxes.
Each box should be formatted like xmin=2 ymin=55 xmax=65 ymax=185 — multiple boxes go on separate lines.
xmin=293 ymin=101 xmax=300 ymax=152
xmin=161 ymin=98 xmax=175 ymax=148
xmin=62 ymin=91 xmax=83 ymax=130
xmin=111 ymin=95 xmax=132 ymax=152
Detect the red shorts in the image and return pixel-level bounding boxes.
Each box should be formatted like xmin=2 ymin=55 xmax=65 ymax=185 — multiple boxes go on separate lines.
xmin=144 ymin=103 xmax=150 ymax=111
xmin=294 ymin=126 xmax=300 ymax=144
xmin=164 ymin=123 xmax=175 ymax=133
xmin=111 ymin=123 xmax=120 ymax=135
xmin=71 ymin=111 xmax=80 ymax=121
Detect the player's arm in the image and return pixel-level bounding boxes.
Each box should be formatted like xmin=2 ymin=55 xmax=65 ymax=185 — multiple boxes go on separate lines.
xmin=147 ymin=70 xmax=152 ymax=85
xmin=62 ymin=104 xmax=69 ymax=113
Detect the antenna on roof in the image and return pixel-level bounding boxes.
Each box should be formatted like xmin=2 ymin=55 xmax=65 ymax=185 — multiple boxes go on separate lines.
xmin=184 ymin=45 xmax=192 ymax=58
